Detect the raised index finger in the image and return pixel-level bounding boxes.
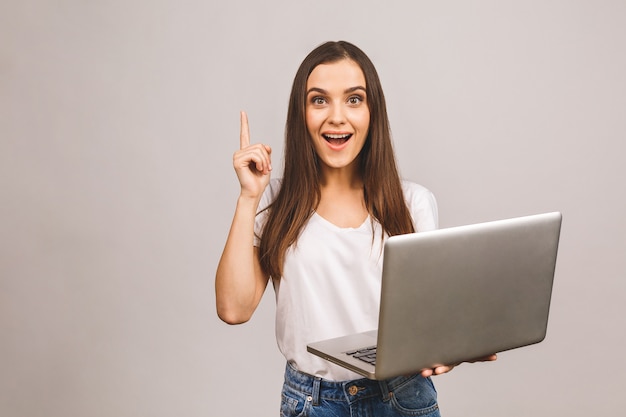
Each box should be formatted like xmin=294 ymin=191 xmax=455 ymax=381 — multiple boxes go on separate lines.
xmin=240 ymin=111 xmax=250 ymax=149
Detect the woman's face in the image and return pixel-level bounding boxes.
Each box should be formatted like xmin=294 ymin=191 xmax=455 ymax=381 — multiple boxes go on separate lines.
xmin=305 ymin=59 xmax=370 ymax=176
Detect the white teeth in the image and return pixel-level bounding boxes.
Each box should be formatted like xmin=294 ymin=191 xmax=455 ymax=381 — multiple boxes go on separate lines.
xmin=324 ymin=134 xmax=351 ymax=139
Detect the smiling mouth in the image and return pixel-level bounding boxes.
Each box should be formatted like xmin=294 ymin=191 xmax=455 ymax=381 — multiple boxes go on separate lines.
xmin=322 ymin=133 xmax=352 ymax=146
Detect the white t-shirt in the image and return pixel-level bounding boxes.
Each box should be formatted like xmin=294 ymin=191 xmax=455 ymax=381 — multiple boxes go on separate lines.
xmin=254 ymin=178 xmax=439 ymax=381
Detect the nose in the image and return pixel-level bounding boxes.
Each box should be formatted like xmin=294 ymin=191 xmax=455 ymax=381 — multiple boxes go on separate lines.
xmin=328 ymin=103 xmax=346 ymax=126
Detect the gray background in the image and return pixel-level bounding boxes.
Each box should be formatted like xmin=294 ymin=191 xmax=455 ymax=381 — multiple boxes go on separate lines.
xmin=1 ymin=1 xmax=624 ymax=416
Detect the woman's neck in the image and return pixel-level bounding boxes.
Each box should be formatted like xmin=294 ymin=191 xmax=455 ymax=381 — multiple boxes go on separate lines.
xmin=316 ymin=164 xmax=368 ymax=228
xmin=318 ymin=160 xmax=363 ymax=191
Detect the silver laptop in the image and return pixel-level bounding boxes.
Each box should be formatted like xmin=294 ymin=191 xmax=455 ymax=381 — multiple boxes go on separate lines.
xmin=307 ymin=212 xmax=562 ymax=380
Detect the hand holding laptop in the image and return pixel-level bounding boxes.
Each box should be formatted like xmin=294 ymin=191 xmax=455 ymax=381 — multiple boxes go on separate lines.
xmin=419 ymin=354 xmax=498 ymax=377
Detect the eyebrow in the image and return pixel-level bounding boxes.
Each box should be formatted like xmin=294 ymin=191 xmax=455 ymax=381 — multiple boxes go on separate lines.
xmin=306 ymin=86 xmax=367 ymax=96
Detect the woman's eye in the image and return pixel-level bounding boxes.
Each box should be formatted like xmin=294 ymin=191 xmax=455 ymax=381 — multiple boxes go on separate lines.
xmin=348 ymin=95 xmax=363 ymax=105
xmin=312 ymin=97 xmax=326 ymax=105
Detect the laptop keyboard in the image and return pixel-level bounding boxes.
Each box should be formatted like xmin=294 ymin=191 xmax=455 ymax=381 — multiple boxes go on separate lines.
xmin=346 ymin=346 xmax=377 ymax=365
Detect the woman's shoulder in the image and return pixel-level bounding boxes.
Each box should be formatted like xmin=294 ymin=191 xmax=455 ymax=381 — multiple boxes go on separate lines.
xmin=400 ymin=180 xmax=439 ymax=231
xmin=267 ymin=177 xmax=283 ymax=195
xmin=400 ymin=180 xmax=435 ymax=201
xmin=258 ymin=178 xmax=283 ymax=209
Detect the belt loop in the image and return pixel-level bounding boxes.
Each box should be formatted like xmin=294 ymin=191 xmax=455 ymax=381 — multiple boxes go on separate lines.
xmin=378 ymin=379 xmax=391 ymax=402
xmin=312 ymin=377 xmax=321 ymax=406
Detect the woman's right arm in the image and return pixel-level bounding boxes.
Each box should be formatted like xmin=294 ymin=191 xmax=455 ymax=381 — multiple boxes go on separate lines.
xmin=215 ymin=112 xmax=272 ymax=324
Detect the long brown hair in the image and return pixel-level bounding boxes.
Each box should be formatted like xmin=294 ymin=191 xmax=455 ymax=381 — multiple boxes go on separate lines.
xmin=259 ymin=41 xmax=415 ymax=279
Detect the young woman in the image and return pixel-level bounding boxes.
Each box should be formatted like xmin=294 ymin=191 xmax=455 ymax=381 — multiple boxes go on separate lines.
xmin=216 ymin=41 xmax=495 ymax=417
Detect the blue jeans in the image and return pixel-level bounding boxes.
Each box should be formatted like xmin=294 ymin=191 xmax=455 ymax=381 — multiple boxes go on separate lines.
xmin=280 ymin=362 xmax=440 ymax=417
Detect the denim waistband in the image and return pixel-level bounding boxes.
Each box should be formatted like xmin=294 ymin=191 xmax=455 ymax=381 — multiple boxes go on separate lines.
xmin=283 ymin=362 xmax=422 ymax=406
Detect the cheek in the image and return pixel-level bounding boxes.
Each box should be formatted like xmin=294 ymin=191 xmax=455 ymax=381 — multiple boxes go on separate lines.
xmin=356 ymin=110 xmax=371 ymax=132
xmin=305 ymin=109 xmax=323 ymax=133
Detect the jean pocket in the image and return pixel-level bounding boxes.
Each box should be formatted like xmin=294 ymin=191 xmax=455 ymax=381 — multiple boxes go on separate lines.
xmin=280 ymin=385 xmax=311 ymax=417
xmin=389 ymin=376 xmax=440 ymax=416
